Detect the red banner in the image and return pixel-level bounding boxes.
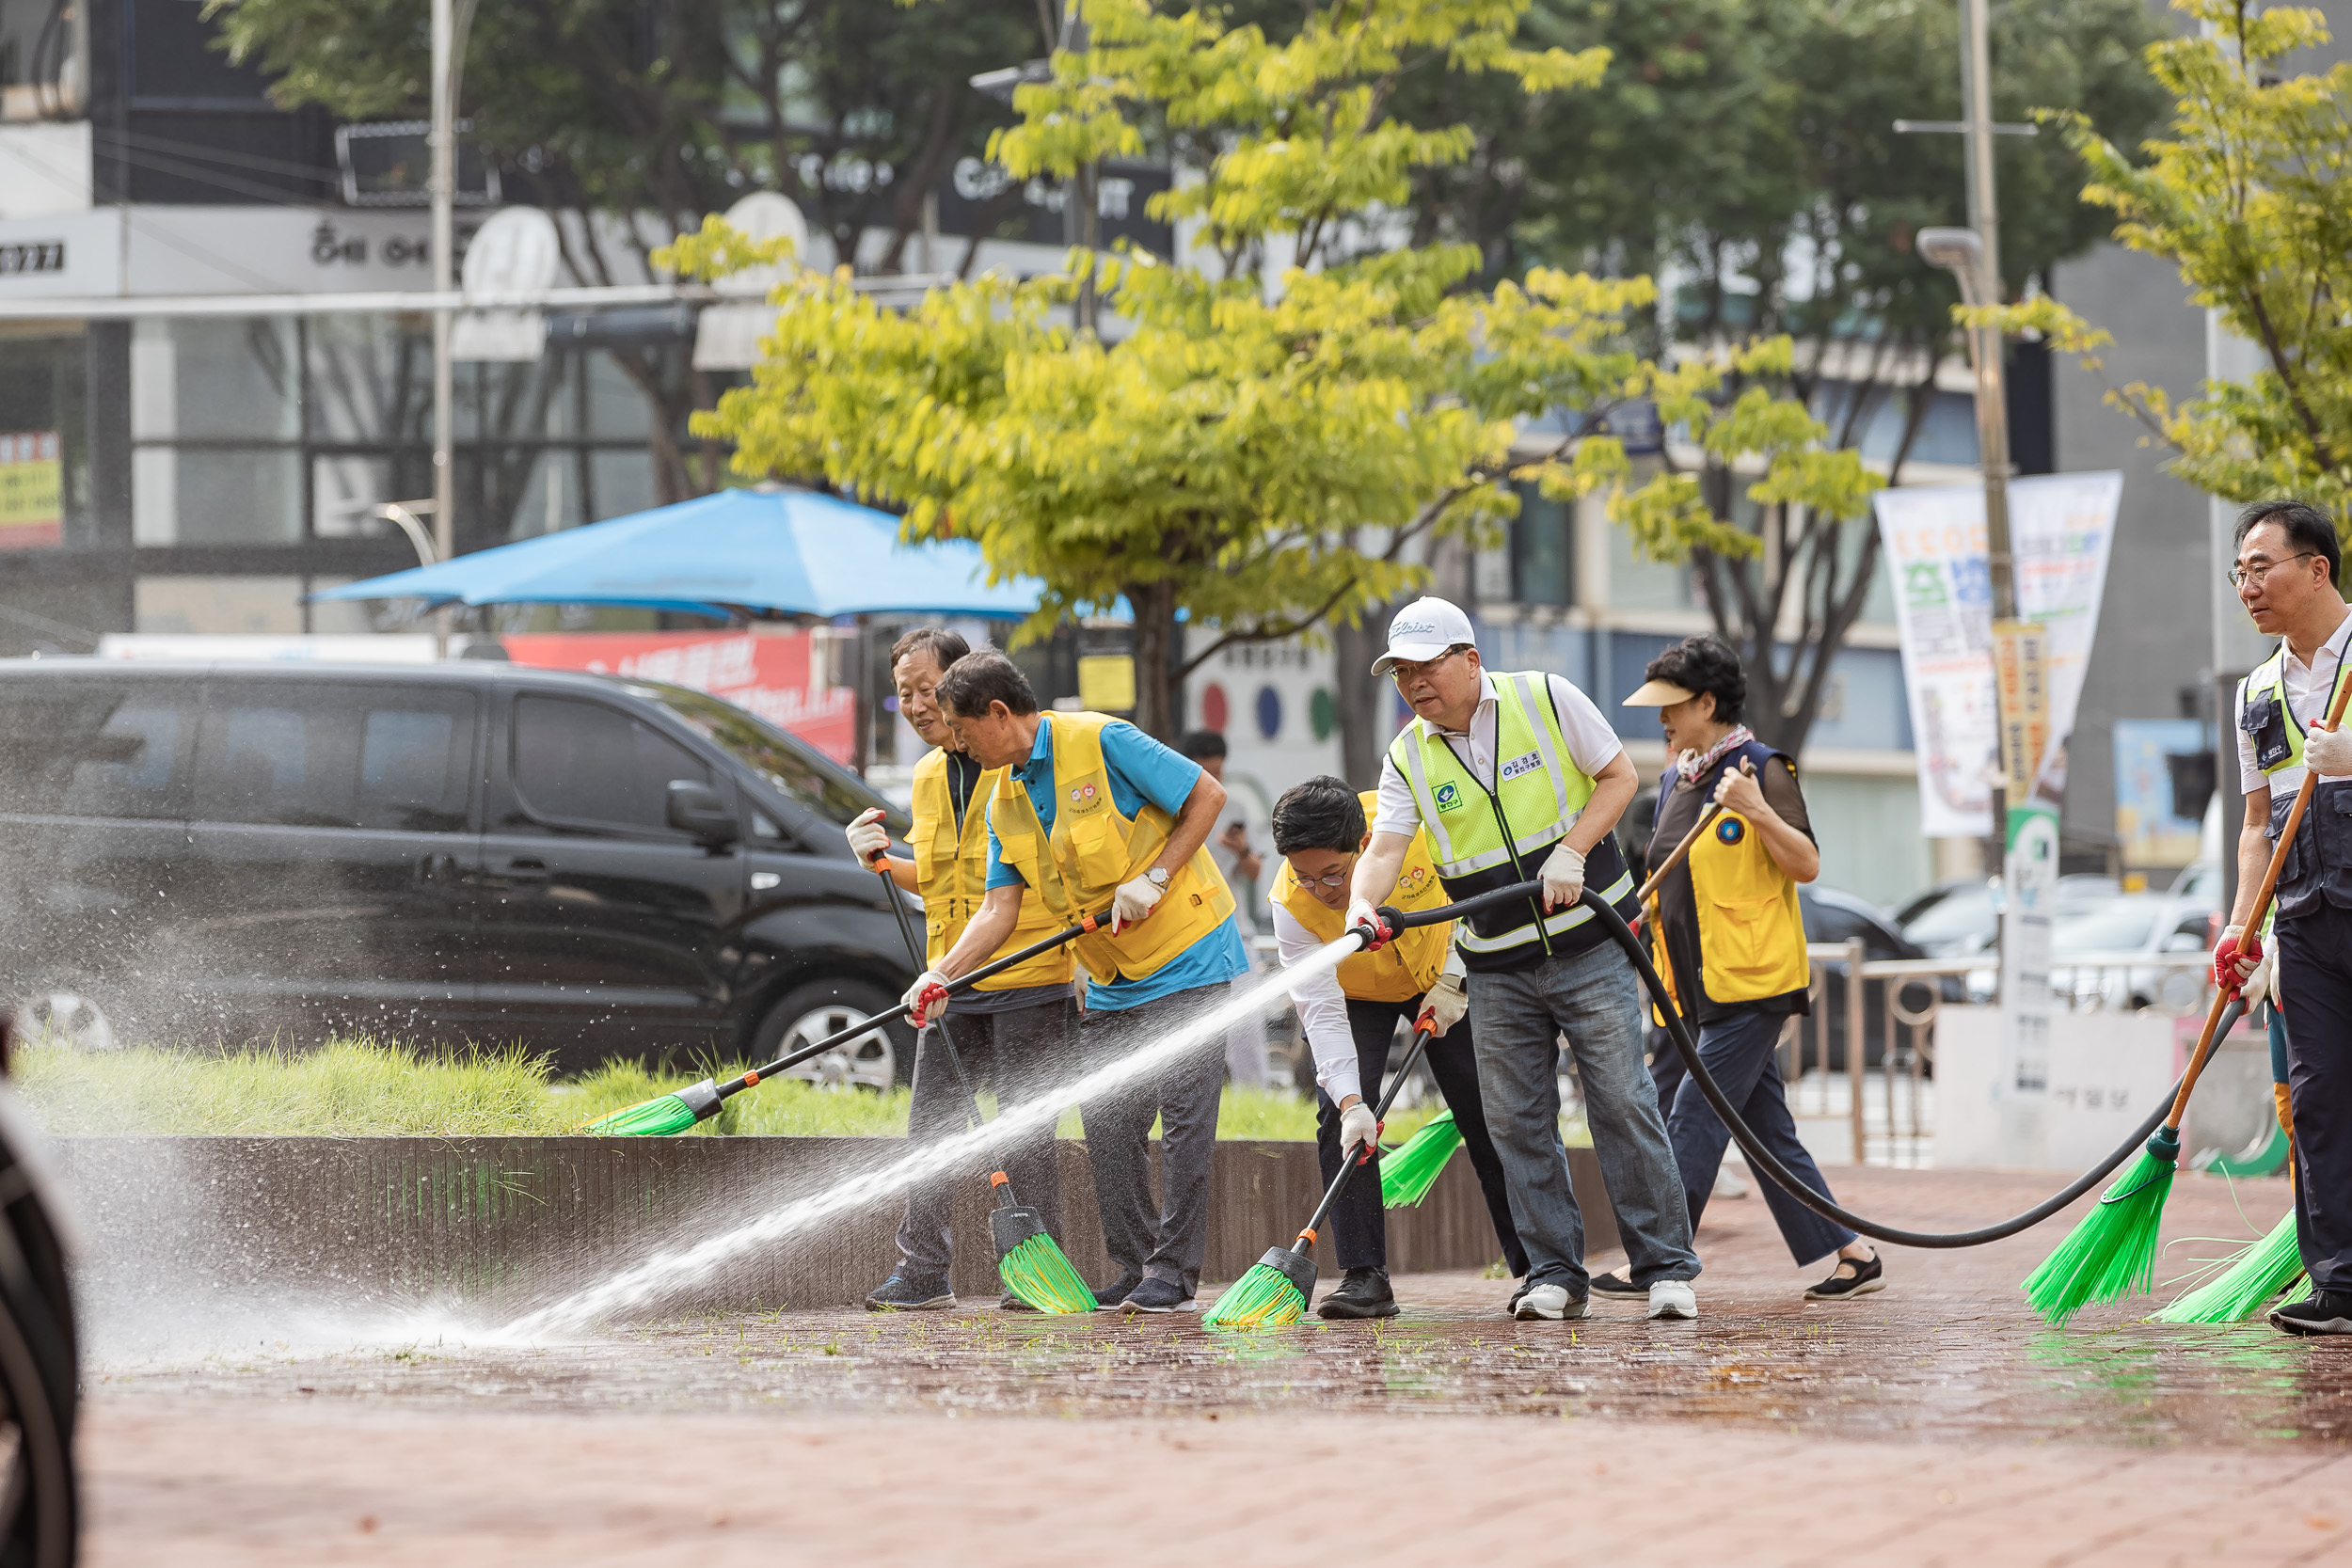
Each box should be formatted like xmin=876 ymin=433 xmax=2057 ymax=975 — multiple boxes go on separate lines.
xmin=501 ymin=631 xmax=857 ymax=764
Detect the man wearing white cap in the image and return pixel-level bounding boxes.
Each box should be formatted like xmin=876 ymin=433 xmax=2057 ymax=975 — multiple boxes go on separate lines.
xmin=1345 ymin=597 xmax=1700 ymax=1322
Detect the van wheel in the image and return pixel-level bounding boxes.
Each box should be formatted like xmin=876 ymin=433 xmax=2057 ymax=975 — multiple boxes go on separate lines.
xmin=11 ymin=987 xmax=118 ymax=1053
xmin=753 ymin=979 xmax=912 ymax=1092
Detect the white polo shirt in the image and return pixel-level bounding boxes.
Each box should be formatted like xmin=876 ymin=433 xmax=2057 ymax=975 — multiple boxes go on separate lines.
xmin=1372 ymin=670 xmax=1626 ymax=837
xmin=2237 ymin=607 xmax=2352 ymax=798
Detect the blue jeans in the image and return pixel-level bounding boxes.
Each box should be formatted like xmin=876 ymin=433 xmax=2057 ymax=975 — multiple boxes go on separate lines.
xmin=1656 ymin=1005 xmax=1855 ymax=1267
xmin=1467 ymin=941 xmax=1699 ymax=1294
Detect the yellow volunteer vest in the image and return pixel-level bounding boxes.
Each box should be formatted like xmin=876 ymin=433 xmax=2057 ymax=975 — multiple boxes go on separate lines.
xmin=908 ymin=748 xmax=1072 ymax=990
xmin=1269 ymin=791 xmax=1454 ymax=1003
xmin=2240 ymin=638 xmax=2350 ymax=781
xmin=1675 ymin=746 xmax=1810 ymax=1005
xmin=986 ymin=711 xmax=1236 ymax=986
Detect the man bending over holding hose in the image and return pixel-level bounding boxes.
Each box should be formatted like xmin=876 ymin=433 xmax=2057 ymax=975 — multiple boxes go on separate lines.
xmin=848 ymin=628 xmax=1078 ymax=1312
xmin=1345 ymin=597 xmax=1700 ymax=1322
xmin=1268 ymin=776 xmax=1528 ymax=1317
xmin=920 ymin=651 xmax=1247 ymax=1314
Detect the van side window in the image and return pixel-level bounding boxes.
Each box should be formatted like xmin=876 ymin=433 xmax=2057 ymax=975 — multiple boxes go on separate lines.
xmin=0 ymin=681 xmax=196 ymax=819
xmin=195 ymin=685 xmax=477 ymax=832
xmin=512 ymin=695 xmax=710 ymax=833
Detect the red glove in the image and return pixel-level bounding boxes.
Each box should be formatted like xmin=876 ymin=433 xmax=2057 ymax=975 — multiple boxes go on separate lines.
xmin=1344 ymin=897 xmax=1391 ymax=952
xmin=2212 ymin=927 xmax=2260 ymax=999
xmin=911 ymin=981 xmax=949 ymax=1028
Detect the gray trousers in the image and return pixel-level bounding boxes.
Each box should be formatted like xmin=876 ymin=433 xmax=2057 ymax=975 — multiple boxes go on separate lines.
xmin=1080 ymin=984 xmax=1229 ymax=1295
xmin=895 ymin=999 xmax=1073 ymax=1285
xmin=1468 ymin=939 xmax=1699 ymax=1295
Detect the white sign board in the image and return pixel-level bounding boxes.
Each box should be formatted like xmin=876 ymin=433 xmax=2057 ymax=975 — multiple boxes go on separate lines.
xmin=1874 ymin=471 xmax=2122 ymax=837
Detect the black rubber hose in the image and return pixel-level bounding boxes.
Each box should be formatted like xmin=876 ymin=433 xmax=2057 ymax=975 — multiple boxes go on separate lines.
xmin=1397 ymin=877 xmax=2229 ymax=1250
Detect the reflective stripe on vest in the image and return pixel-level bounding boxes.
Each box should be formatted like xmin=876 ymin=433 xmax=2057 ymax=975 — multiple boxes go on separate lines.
xmin=908 ymin=748 xmax=1071 ymax=990
xmin=986 ymin=711 xmax=1236 ymax=986
xmin=1386 ymin=671 xmax=1634 ymax=957
xmin=1270 ymin=790 xmax=1454 ymax=1003
xmin=2243 ymin=640 xmax=2351 ymax=779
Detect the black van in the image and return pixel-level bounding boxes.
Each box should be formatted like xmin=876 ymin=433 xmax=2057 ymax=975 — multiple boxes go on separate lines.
xmin=0 ymin=659 xmax=923 ymax=1083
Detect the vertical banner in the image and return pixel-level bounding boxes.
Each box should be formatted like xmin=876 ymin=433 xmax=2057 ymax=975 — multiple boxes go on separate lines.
xmin=1874 ymin=471 xmax=2122 ymax=837
xmin=501 ymin=631 xmax=857 ymax=764
xmin=0 ymin=431 xmax=63 ymax=550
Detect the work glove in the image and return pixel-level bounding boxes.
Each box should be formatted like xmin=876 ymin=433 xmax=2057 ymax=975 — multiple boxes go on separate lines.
xmin=1418 ymin=971 xmax=1469 ymax=1037
xmin=846 ymin=807 xmax=892 ymax=865
xmin=1110 ymin=874 xmax=1164 ymax=934
xmin=2212 ymin=926 xmax=2261 ymax=1001
xmin=2243 ymin=943 xmax=2276 ymax=1009
xmin=1338 ymin=1101 xmax=1381 ymax=1164
xmin=2307 ymin=724 xmax=2352 ymax=778
xmin=1540 ymin=842 xmax=1586 ymax=913
xmin=902 ymin=968 xmax=950 ymax=1024
xmin=1344 ymin=897 xmax=1391 ymax=951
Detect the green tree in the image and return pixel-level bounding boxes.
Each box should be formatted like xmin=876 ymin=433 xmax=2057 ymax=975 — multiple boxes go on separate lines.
xmin=207 ymin=0 xmax=1040 ymax=505
xmin=1980 ymin=1 xmax=2352 ymax=531
xmin=675 ymin=0 xmax=1880 ymax=742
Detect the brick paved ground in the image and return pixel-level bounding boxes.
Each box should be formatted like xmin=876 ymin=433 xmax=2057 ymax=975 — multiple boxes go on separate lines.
xmin=86 ymin=1165 xmax=2352 ymax=1565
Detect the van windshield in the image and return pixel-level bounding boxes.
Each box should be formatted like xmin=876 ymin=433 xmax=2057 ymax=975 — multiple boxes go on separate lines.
xmin=634 ymin=682 xmax=905 ymax=833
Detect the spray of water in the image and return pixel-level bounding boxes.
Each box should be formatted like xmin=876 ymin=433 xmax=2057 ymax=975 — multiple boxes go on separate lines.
xmin=493 ymin=939 xmax=1355 ymax=1342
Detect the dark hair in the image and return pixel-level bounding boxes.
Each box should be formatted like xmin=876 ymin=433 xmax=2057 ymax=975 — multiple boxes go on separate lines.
xmin=889 ymin=626 xmax=973 ymax=673
xmin=1179 ymin=730 xmax=1228 ymax=762
xmin=1645 ymin=635 xmax=1745 ymax=726
xmin=934 ymin=648 xmax=1039 ymax=720
xmin=2233 ymin=499 xmax=2342 ymax=584
xmin=1270 ymin=775 xmax=1365 ymax=856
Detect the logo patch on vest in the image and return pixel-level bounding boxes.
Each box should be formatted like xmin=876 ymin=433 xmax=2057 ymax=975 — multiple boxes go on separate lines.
xmin=1065 ymin=778 xmax=1108 ymax=816
xmin=1499 ymin=750 xmax=1543 ymax=783
xmin=1433 ymin=781 xmax=1463 ymax=813
xmin=1716 ymin=817 xmax=1745 ymax=846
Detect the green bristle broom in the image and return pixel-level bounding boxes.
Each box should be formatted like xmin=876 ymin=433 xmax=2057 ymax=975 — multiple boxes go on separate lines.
xmin=2153 ymin=1210 xmax=2306 ymax=1324
xmin=2024 ymin=684 xmax=2342 ymax=1324
xmin=1207 ymin=1017 xmax=1438 ymax=1328
xmin=1379 ymin=1110 xmax=1462 ymax=1208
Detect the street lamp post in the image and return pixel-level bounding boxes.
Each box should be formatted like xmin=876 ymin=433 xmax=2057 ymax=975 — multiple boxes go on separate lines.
xmin=429 ymin=0 xmax=480 ymax=571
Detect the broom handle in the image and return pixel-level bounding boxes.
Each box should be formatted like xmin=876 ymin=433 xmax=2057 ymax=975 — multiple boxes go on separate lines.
xmin=1633 ymin=758 xmax=1753 ymax=906
xmin=2162 ymin=665 xmax=2352 ymax=1131
xmin=1291 ymin=1018 xmax=1439 ymax=1251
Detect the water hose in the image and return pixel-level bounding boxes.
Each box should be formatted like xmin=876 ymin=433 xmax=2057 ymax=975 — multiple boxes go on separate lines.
xmin=1371 ymin=880 xmax=2245 ymax=1250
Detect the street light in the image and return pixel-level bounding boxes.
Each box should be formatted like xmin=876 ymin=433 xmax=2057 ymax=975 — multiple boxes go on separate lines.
xmin=1917 ymin=226 xmax=2014 ymax=626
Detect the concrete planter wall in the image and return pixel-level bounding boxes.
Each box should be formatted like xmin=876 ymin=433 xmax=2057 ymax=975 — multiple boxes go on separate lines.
xmin=56 ymin=1135 xmax=1615 ymax=1320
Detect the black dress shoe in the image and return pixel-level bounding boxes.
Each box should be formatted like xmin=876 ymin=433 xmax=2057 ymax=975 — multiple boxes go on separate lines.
xmin=1317 ymin=1266 xmax=1400 ymax=1320
xmin=1089 ymin=1272 xmax=1143 ymax=1310
xmin=2269 ymin=1289 xmax=2352 ymax=1336
xmin=1588 ymin=1267 xmax=1645 ymax=1299
xmin=1804 ymin=1251 xmax=1885 ymax=1301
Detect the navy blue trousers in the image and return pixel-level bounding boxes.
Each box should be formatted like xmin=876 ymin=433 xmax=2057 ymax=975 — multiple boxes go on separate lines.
xmin=1651 ymin=1006 xmax=1855 ymax=1267
xmin=2275 ymin=902 xmax=2352 ymax=1291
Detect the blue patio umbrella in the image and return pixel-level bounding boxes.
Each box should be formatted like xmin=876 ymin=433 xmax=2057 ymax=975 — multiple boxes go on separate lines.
xmin=312 ymin=488 xmax=1045 ymax=620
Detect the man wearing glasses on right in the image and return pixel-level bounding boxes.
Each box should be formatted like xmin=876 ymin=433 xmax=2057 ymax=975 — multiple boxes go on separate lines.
xmin=2215 ymin=499 xmax=2352 ymax=1337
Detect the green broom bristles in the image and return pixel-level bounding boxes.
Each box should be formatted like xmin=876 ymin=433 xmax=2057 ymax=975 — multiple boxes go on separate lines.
xmin=997 ymin=1233 xmax=1098 ymax=1314
xmin=2153 ymin=1211 xmax=2307 ymax=1324
xmin=584 ymin=1092 xmax=698 ymax=1137
xmin=1202 ymin=1262 xmax=1308 ymax=1329
xmin=2023 ymin=1133 xmax=2179 ymax=1324
xmin=1380 ymin=1111 xmax=1463 ymax=1208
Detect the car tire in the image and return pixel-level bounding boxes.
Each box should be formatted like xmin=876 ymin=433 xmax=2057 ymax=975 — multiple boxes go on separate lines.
xmin=9 ymin=982 xmax=119 ymax=1053
xmin=751 ymin=977 xmax=914 ymax=1092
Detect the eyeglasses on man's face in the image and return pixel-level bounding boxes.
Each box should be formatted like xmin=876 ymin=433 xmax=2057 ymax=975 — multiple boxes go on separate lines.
xmin=2230 ymin=550 xmax=2320 ymax=590
xmin=1388 ymin=648 xmax=1465 ymax=685
xmin=1299 ymin=867 xmax=1353 ymax=889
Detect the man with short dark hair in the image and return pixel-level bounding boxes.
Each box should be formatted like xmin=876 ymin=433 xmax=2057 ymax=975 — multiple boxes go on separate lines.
xmin=924 ymin=651 xmax=1248 ymax=1313
xmin=848 ymin=629 xmax=1077 ymax=1311
xmin=1268 ymin=775 xmax=1527 ymax=1316
xmin=2214 ymin=499 xmax=2352 ymax=1336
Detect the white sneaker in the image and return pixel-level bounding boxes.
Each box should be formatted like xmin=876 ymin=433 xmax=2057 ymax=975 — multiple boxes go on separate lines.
xmin=1648 ymin=1279 xmax=1697 ymax=1321
xmin=1513 ymin=1282 xmax=1589 ymax=1321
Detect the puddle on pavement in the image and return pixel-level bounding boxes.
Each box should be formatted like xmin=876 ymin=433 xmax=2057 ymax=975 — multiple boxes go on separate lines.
xmin=95 ymin=1289 xmax=2352 ymax=1449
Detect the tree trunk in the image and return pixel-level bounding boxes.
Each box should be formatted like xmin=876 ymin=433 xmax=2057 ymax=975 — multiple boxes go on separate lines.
xmin=1128 ymin=580 xmax=1182 ymax=743
xmin=1333 ymin=601 xmax=1395 ymax=790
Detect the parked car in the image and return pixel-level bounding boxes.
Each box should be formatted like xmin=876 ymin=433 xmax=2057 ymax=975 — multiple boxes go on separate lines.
xmin=2045 ymin=894 xmax=2215 ymax=1010
xmin=1894 ymin=874 xmax=2125 ymax=958
xmin=1796 ymin=885 xmax=1967 ymax=1071
xmin=0 ymin=659 xmax=925 ymax=1084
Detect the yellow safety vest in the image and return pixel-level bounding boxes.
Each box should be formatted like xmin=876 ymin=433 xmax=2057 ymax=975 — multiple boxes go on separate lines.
xmin=1386 ymin=670 xmax=1636 ymax=968
xmin=986 ymin=711 xmax=1236 ymax=986
xmin=907 ymin=747 xmax=1073 ymax=990
xmin=1675 ymin=746 xmax=1809 ymax=1006
xmin=1269 ymin=791 xmax=1454 ymax=1003
xmin=2238 ymin=636 xmax=2352 ymax=920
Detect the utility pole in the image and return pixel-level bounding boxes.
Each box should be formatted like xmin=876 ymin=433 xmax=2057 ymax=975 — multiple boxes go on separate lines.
xmin=428 ymin=0 xmax=480 ymax=577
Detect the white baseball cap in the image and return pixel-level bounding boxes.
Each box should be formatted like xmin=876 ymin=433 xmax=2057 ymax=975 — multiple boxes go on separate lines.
xmin=1373 ymin=596 xmax=1476 ymax=675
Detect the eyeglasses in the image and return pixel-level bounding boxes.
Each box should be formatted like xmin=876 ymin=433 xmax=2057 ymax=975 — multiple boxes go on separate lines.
xmin=1387 ymin=648 xmax=1465 ymax=684
xmin=2229 ymin=551 xmax=2320 ymax=589
xmin=1298 ymin=868 xmax=1353 ymax=889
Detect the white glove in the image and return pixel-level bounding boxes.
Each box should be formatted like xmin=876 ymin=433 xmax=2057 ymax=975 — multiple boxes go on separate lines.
xmin=846 ymin=807 xmax=891 ymax=864
xmin=902 ymin=968 xmax=950 ymax=1022
xmin=1338 ymin=1101 xmax=1380 ymax=1161
xmin=1418 ymin=971 xmax=1469 ymax=1036
xmin=2244 ymin=943 xmax=2276 ymax=1008
xmin=1344 ymin=897 xmax=1388 ymax=949
xmin=1540 ymin=841 xmax=1586 ymax=912
xmin=1110 ymin=874 xmax=1164 ymax=934
xmin=2308 ymin=724 xmax=2352 ymax=778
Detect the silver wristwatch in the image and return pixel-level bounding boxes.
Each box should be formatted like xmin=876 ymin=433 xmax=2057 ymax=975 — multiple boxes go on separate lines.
xmin=1145 ymin=866 xmax=1172 ymax=890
